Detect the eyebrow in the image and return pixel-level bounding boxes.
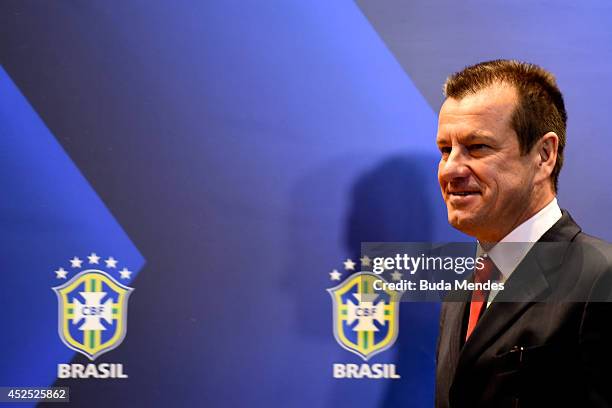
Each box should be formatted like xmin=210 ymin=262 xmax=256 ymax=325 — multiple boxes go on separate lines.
xmin=436 ymin=131 xmax=496 ymax=145
xmin=463 ymin=132 xmax=496 ymax=144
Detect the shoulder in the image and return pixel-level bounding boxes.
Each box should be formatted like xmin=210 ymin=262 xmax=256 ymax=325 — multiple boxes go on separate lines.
xmin=574 ymin=232 xmax=612 ymax=267
xmin=546 ymin=210 xmax=612 ymax=276
xmin=572 ymin=232 xmax=612 ymax=301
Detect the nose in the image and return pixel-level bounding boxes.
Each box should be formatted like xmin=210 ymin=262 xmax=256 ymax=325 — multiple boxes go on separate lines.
xmin=439 ymin=147 xmax=472 ymax=184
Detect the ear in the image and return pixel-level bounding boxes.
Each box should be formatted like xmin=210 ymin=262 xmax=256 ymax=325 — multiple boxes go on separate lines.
xmin=534 ymin=132 xmax=559 ymax=182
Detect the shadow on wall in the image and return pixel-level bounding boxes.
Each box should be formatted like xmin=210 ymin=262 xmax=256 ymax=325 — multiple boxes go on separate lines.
xmin=329 ymin=153 xmax=441 ymax=408
xmin=282 ymin=151 xmax=442 ymax=330
xmin=345 ymin=154 xmax=436 ymax=257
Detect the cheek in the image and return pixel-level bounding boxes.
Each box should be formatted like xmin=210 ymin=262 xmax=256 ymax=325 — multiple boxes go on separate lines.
xmin=475 ymin=158 xmax=516 ymax=189
xmin=470 ymin=163 xmax=493 ymax=187
xmin=490 ymin=171 xmax=529 ymax=203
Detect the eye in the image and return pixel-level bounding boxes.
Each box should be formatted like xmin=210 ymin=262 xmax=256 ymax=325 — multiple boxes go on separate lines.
xmin=439 ymin=146 xmax=451 ymax=157
xmin=468 ymin=144 xmax=489 ymax=152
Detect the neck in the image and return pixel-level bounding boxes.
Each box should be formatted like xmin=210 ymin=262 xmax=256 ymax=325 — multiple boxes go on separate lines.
xmin=477 ymin=189 xmax=555 ymax=245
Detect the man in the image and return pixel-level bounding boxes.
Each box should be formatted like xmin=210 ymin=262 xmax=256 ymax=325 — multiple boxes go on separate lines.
xmin=435 ymin=60 xmax=612 ymax=407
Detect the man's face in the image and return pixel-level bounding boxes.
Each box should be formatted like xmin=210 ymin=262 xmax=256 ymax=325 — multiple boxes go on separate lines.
xmin=436 ymin=84 xmax=539 ymax=242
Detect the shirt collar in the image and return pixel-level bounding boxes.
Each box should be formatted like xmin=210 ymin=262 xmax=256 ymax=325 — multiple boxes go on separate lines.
xmin=478 ymin=197 xmax=562 ymax=281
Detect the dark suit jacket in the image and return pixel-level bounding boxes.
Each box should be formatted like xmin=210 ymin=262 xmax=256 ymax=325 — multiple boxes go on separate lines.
xmin=436 ymin=211 xmax=612 ymax=408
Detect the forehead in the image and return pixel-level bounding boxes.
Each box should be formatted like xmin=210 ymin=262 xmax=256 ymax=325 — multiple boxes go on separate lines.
xmin=437 ymin=84 xmax=518 ymax=139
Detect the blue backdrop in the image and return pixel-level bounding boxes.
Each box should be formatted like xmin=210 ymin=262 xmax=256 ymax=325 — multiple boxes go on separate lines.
xmin=0 ymin=1 xmax=611 ymax=407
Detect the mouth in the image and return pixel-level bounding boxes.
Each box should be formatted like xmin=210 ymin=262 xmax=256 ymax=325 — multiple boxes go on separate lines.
xmin=448 ymin=191 xmax=480 ymax=197
xmin=446 ymin=190 xmax=481 ymax=206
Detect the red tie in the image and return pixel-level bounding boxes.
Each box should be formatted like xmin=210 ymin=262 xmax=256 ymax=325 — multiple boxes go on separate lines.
xmin=465 ymin=255 xmax=498 ymax=341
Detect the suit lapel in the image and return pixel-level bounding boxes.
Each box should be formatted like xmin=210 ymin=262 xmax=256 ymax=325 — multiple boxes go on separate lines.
xmin=442 ymin=296 xmax=470 ymax=380
xmin=454 ymin=249 xmax=550 ymax=376
xmin=450 ymin=210 xmax=582 ymax=390
xmin=437 ymin=243 xmax=474 ymax=379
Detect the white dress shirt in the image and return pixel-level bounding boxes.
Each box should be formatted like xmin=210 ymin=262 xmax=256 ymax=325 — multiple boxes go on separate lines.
xmin=480 ymin=197 xmax=562 ymax=306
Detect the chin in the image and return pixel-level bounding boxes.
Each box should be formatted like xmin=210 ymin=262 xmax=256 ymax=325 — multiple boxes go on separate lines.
xmin=447 ymin=211 xmax=480 ymax=237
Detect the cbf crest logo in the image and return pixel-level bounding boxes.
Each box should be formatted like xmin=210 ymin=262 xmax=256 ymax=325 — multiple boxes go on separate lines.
xmin=52 ymin=253 xmax=134 ymax=361
xmin=327 ymin=257 xmax=401 ymax=363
